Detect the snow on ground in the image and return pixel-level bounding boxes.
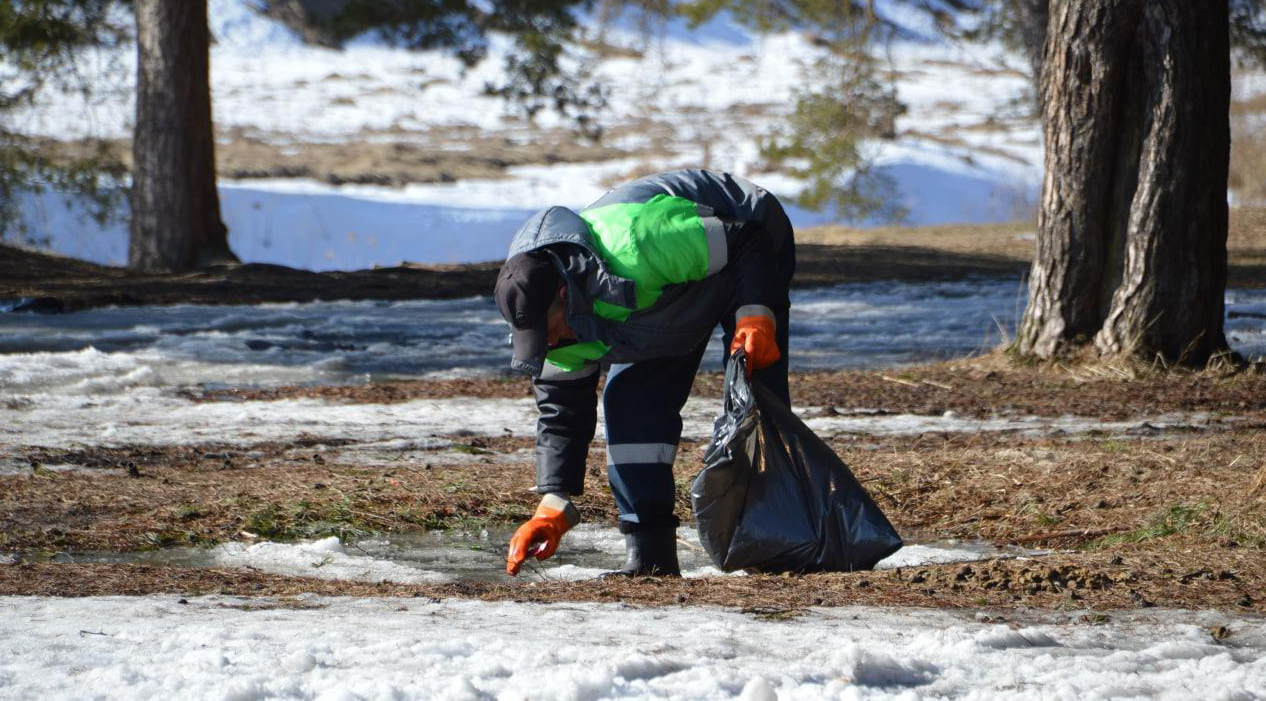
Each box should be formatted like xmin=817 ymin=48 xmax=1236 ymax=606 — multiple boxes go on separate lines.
xmin=1 ymin=595 xmax=1262 ymax=701
xmin=0 ymin=383 xmax=1239 ymax=451
xmin=9 ymin=0 xmax=1043 ymax=269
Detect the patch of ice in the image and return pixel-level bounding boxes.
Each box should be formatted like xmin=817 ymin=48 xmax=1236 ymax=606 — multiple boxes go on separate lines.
xmin=182 ymin=527 xmax=1017 ymax=585
xmin=525 ymin=529 xmax=1031 ymax=581
xmin=537 ymin=564 xmax=738 ymax=581
xmin=359 ymin=437 xmax=457 ymax=451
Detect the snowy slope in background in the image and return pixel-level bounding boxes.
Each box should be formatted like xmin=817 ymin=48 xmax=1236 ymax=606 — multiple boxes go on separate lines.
xmin=10 ymin=0 xmax=1044 ymax=269
xmin=2 ymin=596 xmax=1263 ymax=701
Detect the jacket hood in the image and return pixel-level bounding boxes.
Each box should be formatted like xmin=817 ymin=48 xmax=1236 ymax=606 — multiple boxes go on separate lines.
xmin=507 ymin=206 xmax=637 ymax=312
xmin=508 ymin=206 xmax=593 ymax=256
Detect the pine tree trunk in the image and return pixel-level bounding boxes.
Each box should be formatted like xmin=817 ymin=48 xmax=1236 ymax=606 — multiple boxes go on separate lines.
xmin=129 ymin=0 xmax=237 ymax=272
xmin=1093 ymin=1 xmax=1230 ymax=363
xmin=1015 ymin=0 xmax=1230 ymax=366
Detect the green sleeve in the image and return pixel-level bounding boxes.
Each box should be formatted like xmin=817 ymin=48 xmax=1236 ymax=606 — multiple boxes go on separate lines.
xmin=545 ymin=341 xmax=611 ymax=372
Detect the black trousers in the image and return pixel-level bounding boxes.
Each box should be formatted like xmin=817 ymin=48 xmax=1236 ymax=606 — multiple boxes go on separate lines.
xmin=602 ymin=209 xmax=795 ymax=533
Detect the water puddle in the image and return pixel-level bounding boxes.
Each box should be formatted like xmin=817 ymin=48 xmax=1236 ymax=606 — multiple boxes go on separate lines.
xmin=24 ymin=526 xmax=1046 ymax=585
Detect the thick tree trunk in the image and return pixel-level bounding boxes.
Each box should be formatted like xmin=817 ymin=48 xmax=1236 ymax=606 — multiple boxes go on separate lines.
xmin=1093 ymin=2 xmax=1230 ymax=363
xmin=129 ymin=0 xmax=236 ymax=272
xmin=1015 ymin=0 xmax=1230 ymax=366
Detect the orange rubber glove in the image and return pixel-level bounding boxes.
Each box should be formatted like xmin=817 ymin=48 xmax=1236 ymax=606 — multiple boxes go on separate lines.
xmin=730 ymin=312 xmax=780 ymax=373
xmin=506 ymin=493 xmax=580 ymax=576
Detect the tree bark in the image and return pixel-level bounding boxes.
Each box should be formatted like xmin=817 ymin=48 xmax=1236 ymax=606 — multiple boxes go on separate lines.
xmin=1093 ymin=1 xmax=1231 ymax=363
xmin=129 ymin=0 xmax=237 ymax=272
xmin=1015 ymin=0 xmax=1230 ymax=367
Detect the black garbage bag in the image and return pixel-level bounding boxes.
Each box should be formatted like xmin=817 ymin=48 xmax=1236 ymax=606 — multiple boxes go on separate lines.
xmin=692 ymin=352 xmax=903 ymax=572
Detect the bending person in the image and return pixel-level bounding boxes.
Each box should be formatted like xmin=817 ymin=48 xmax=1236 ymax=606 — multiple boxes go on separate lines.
xmin=494 ymin=169 xmax=796 ymax=577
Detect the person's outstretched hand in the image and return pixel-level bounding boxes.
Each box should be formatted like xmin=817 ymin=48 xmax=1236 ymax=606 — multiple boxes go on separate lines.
xmin=730 ymin=312 xmax=779 ymax=374
xmin=506 ymin=494 xmax=579 ymax=576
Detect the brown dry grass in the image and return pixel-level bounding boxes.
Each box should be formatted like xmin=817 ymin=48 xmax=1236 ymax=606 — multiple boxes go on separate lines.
xmin=800 ymin=210 xmax=1266 ymax=259
xmin=844 ymin=432 xmax=1266 ymax=548
xmin=794 ymin=209 xmax=1266 ymax=288
xmin=14 ymin=425 xmax=1261 ymax=563
xmin=797 ymin=221 xmax=1035 ymax=260
xmin=1230 ymin=207 xmax=1266 ymax=251
xmin=47 ymin=127 xmax=626 ymax=187
xmin=1 ymin=436 xmax=543 ymax=552
xmin=3 ymin=548 xmax=1262 ymax=613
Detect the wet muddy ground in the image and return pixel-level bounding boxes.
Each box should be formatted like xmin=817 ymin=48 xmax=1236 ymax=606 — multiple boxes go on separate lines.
xmin=3 ymin=358 xmax=1264 ymax=612
xmin=4 ymin=219 xmax=1266 ymax=611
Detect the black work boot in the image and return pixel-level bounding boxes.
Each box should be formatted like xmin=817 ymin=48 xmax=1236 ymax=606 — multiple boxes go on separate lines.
xmin=602 ymin=526 xmax=681 ymax=578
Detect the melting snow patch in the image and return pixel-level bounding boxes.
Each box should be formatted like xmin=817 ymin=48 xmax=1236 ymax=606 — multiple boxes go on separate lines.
xmin=874 ymin=542 xmax=1043 ymax=569
xmin=0 ymin=394 xmax=543 ymax=448
xmin=0 ymin=390 xmax=1237 ymax=449
xmin=212 ymin=537 xmax=452 ymax=584
xmin=801 ymin=410 xmax=1221 ymax=438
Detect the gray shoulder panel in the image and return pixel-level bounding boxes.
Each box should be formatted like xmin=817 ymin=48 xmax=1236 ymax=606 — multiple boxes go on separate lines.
xmin=584 ymin=169 xmax=774 ymax=222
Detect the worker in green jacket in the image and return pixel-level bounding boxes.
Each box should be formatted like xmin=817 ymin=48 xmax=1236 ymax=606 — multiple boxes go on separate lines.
xmin=494 ymin=170 xmax=794 ymax=577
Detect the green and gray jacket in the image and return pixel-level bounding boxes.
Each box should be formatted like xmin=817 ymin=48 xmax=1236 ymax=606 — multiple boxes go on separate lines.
xmin=507 ymin=169 xmax=790 ymax=495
